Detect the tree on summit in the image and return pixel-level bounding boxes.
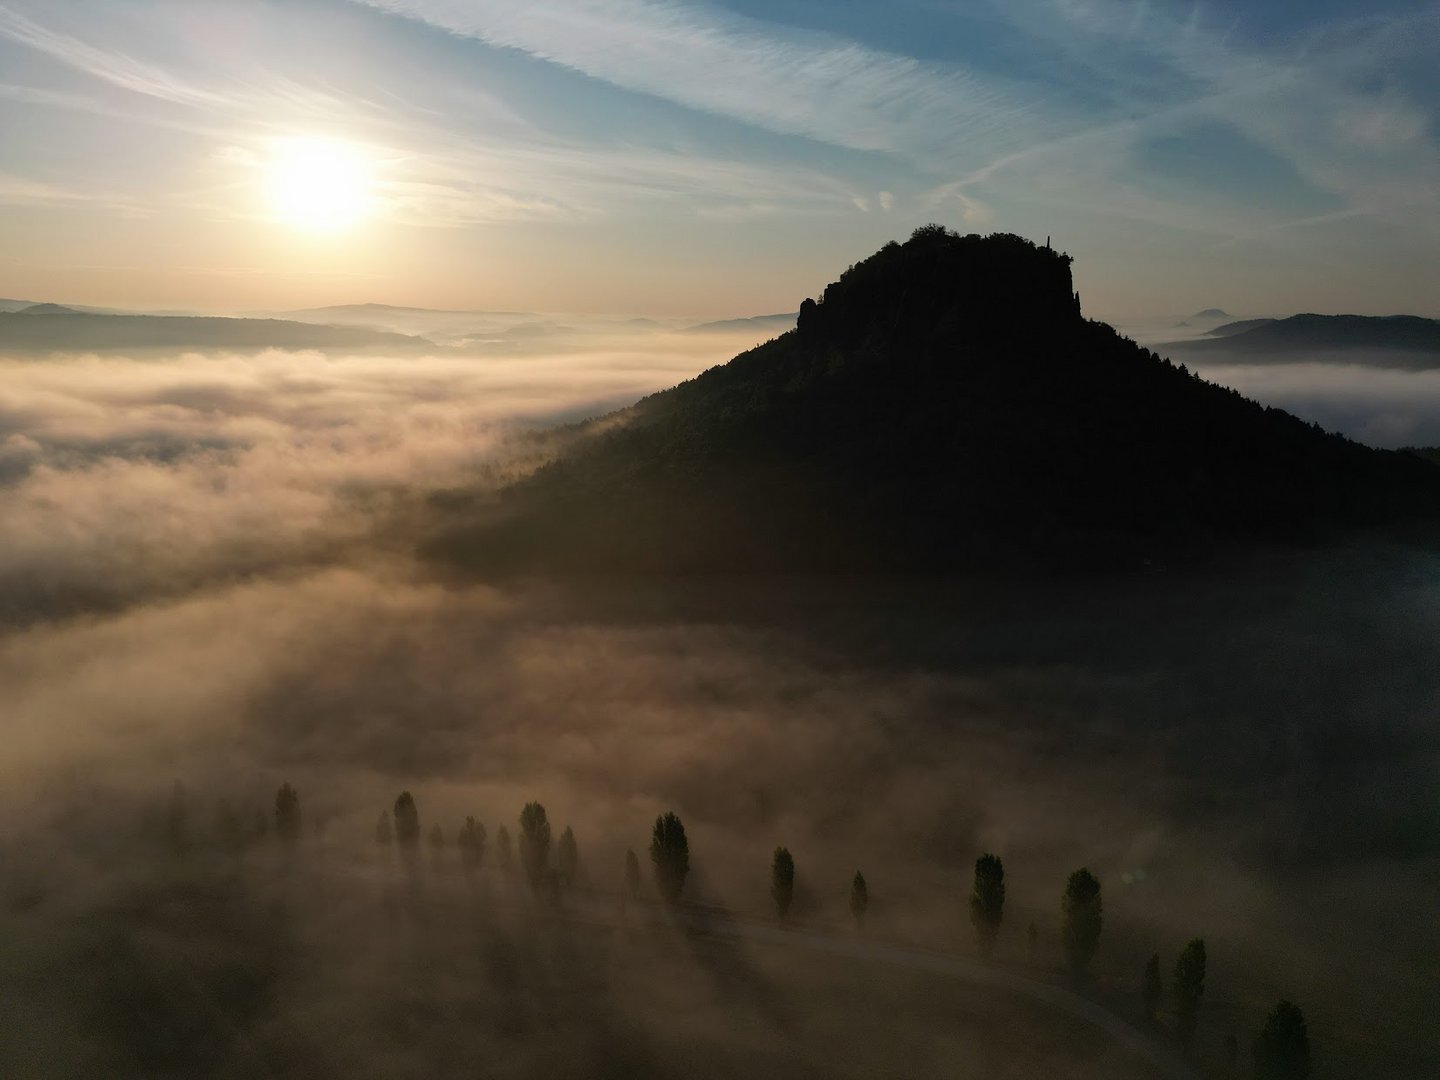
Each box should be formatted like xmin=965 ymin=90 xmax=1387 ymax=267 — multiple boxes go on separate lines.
xmin=909 ymin=222 xmax=952 ymax=242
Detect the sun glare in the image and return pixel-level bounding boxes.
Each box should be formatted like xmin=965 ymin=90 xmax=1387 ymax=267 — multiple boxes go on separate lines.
xmin=265 ymin=136 xmax=374 ymax=233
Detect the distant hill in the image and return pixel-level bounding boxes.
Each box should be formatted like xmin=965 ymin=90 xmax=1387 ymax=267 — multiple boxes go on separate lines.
xmin=0 ymin=297 xmax=39 ymax=313
xmin=15 ymin=302 xmax=84 ymax=316
xmin=1168 ymin=314 xmax=1440 ymax=368
xmin=0 ymin=311 xmax=436 ymax=354
xmin=431 ymin=228 xmax=1440 ymax=575
xmin=684 ymin=312 xmax=797 ymax=335
xmin=1191 ymin=308 xmax=1230 ymax=320
xmin=277 ymin=302 xmax=534 ymax=326
xmin=1206 ymin=318 xmax=1277 ymax=338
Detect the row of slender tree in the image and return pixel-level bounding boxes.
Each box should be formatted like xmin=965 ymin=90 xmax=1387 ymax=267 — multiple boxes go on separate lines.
xmin=208 ymin=786 xmax=1313 ymax=1079
xmin=374 ymin=793 xmax=582 ymax=889
xmin=749 ymin=843 xmax=1304 ymax=1079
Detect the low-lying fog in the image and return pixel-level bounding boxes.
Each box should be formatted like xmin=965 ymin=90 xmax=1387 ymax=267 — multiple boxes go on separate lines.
xmin=1 ymin=333 xmax=1436 ymax=1079
xmin=1192 ymin=360 xmax=1440 ymax=447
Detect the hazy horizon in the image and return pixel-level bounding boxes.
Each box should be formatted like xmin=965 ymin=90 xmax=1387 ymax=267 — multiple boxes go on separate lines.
xmin=3 ymin=1 xmax=1439 ymax=322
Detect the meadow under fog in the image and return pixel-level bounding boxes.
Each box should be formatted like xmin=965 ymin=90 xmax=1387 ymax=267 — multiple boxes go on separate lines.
xmin=2 ymin=331 xmax=1437 ymax=1078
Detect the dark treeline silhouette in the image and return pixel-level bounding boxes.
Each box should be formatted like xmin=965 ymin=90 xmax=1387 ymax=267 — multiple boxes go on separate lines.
xmin=435 ymin=227 xmax=1440 ymax=576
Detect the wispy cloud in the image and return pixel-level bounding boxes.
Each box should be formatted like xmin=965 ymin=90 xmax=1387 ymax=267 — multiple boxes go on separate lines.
xmin=359 ymin=0 xmax=1064 ymax=165
xmin=950 ymin=0 xmax=1440 ymax=237
xmin=0 ymin=5 xmax=225 ymax=108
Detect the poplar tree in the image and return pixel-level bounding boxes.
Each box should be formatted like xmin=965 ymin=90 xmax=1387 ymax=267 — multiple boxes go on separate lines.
xmin=649 ymin=812 xmax=689 ymax=904
xmin=770 ymin=847 xmax=795 ymax=919
xmin=849 ymin=871 xmax=869 ymax=927
xmin=969 ymin=853 xmax=1005 ymax=955
xmin=1061 ymin=868 xmax=1102 ymax=978
xmin=519 ymin=802 xmax=552 ymax=888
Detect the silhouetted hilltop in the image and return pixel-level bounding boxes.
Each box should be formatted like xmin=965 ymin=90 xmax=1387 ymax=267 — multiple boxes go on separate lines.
xmin=1170 ymin=314 xmax=1440 ymax=368
xmin=435 ymin=228 xmax=1440 ymax=574
xmin=1192 ymin=308 xmax=1230 ymax=320
xmin=0 ymin=311 xmax=435 ymax=354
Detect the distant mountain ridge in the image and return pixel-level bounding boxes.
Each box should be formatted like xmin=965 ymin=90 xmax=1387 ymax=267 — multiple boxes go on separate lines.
xmin=1205 ymin=318 xmax=1277 ymax=338
xmin=433 ymin=228 xmax=1440 ymax=575
xmin=684 ymin=312 xmax=798 ymax=335
xmin=1168 ymin=314 xmax=1440 ymax=367
xmin=0 ymin=310 xmax=435 ymax=354
xmin=277 ymin=302 xmax=536 ymax=321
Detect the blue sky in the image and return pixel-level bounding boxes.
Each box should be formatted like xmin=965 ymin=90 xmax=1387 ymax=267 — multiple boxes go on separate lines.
xmin=0 ymin=0 xmax=1437 ymax=318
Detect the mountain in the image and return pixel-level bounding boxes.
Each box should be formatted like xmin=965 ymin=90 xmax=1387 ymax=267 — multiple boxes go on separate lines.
xmin=0 ymin=311 xmax=435 ymax=354
xmin=431 ymin=228 xmax=1440 ymax=575
xmin=1168 ymin=314 xmax=1440 ymax=368
xmin=0 ymin=297 xmax=39 ymax=313
xmin=1191 ymin=308 xmax=1231 ymax=320
xmin=684 ymin=312 xmax=798 ymax=335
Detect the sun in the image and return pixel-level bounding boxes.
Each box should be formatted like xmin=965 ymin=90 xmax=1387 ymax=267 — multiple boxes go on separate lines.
xmin=264 ymin=136 xmax=374 ymax=233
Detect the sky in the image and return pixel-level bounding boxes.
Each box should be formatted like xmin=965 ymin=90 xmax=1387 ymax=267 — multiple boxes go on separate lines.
xmin=1 ymin=0 xmax=1438 ymax=320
